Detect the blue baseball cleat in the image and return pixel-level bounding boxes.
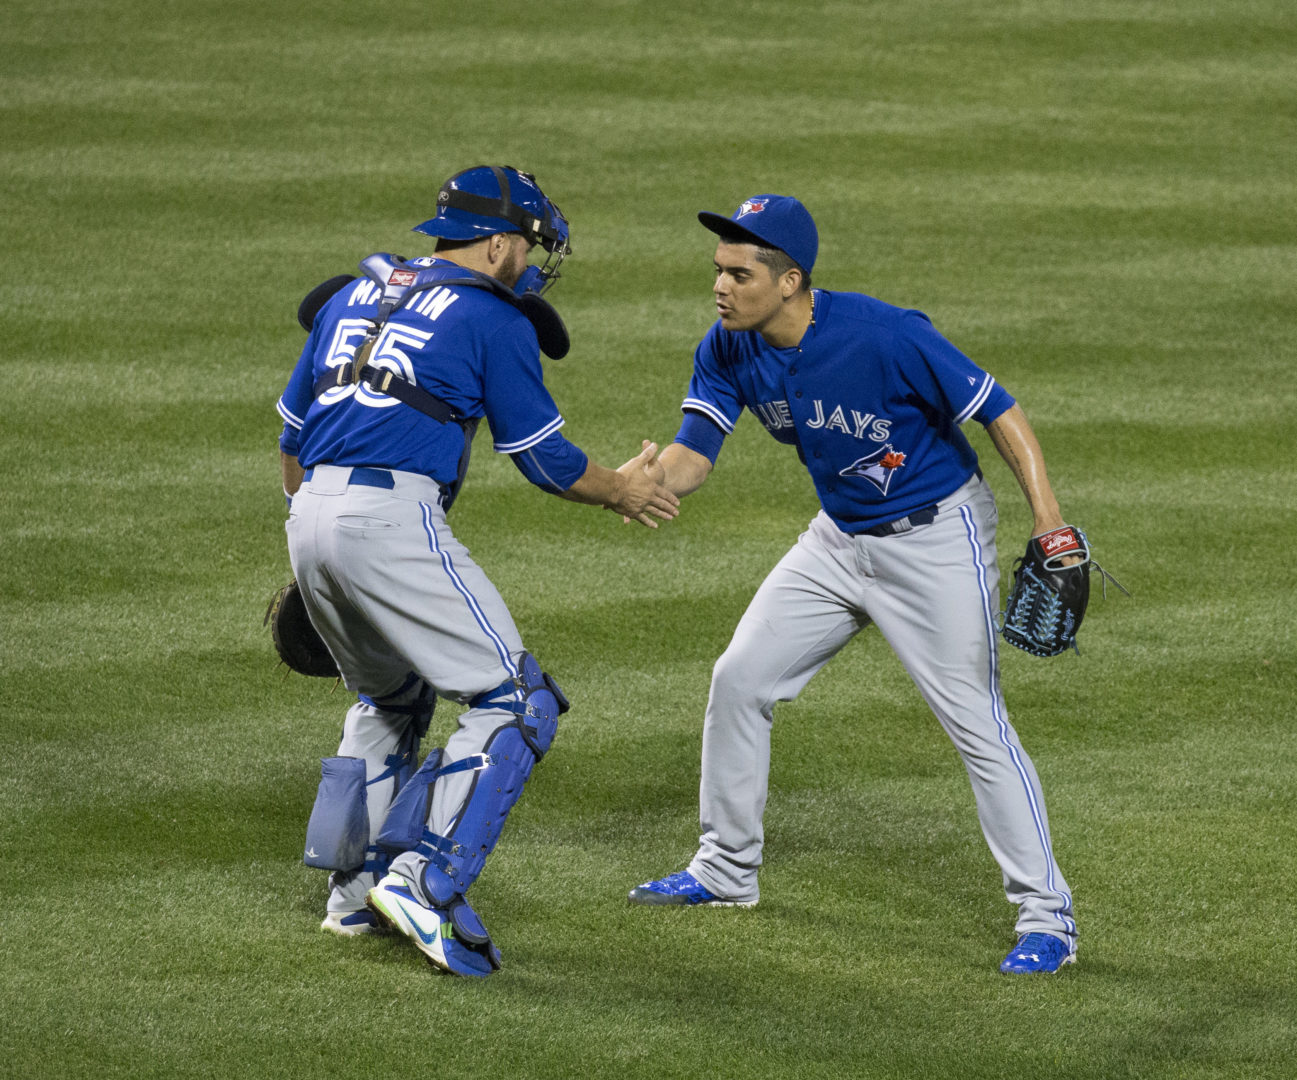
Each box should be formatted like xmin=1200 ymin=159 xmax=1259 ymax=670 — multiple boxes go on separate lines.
xmin=999 ymin=932 xmax=1076 ymax=974
xmin=366 ymin=873 xmax=502 ymax=977
xmin=627 ymin=869 xmax=757 ymax=907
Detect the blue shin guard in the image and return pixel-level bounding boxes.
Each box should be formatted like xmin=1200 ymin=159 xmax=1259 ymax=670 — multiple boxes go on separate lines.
xmin=376 ymin=749 xmax=495 ymax=856
xmin=417 ymin=653 xmax=566 ymax=906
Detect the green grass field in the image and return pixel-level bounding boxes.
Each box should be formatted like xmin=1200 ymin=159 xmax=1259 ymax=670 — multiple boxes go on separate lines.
xmin=3 ymin=2 xmax=1295 ymax=1077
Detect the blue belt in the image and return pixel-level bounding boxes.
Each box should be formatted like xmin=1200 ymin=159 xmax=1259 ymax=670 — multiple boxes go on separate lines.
xmin=302 ymin=466 xmax=395 ymax=489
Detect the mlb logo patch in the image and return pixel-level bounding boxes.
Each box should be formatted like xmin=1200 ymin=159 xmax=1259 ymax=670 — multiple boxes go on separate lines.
xmin=388 ymin=269 xmax=417 ymax=287
xmin=738 ymin=198 xmax=768 ymax=218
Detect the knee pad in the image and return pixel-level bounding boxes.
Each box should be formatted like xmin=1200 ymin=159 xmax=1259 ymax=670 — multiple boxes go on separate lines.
xmin=303 ymin=702 xmax=429 ymax=873
xmin=376 ymin=747 xmax=443 ymax=857
xmin=303 ymin=757 xmax=369 ymax=871
xmin=417 ymin=653 xmax=566 ymax=906
xmin=468 ymin=651 xmax=568 ymax=754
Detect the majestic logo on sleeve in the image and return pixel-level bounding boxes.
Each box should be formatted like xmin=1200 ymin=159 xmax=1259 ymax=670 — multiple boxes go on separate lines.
xmin=737 ymin=198 xmax=768 ymax=218
xmin=839 ymin=445 xmax=906 ymax=494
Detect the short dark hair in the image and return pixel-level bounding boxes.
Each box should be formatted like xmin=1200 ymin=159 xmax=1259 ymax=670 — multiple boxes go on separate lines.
xmin=712 ymin=222 xmax=811 ymax=291
xmin=753 ymin=244 xmax=811 ymax=291
xmin=434 ymin=235 xmax=486 ymax=253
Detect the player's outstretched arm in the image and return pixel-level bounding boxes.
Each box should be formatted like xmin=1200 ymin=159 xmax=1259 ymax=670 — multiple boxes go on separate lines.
xmin=614 ymin=440 xmax=713 ymax=525
xmin=617 ymin=440 xmax=712 ymax=498
xmin=560 ymin=442 xmax=681 ymax=528
xmin=984 ymin=404 xmax=1067 ymax=536
xmin=655 ymin=441 xmax=713 ymax=498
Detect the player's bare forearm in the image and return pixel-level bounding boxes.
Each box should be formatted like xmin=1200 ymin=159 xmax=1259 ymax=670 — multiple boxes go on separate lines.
xmin=657 ymin=441 xmax=712 ymax=498
xmin=984 ymin=404 xmax=1065 ymax=535
xmin=560 ymin=443 xmax=680 ymax=528
xmin=281 ymin=451 xmax=304 ymax=498
xmin=611 ymin=440 xmax=711 ymax=525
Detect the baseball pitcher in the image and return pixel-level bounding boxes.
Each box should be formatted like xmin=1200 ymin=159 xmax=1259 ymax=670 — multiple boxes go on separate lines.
xmin=627 ymin=194 xmax=1093 ymax=975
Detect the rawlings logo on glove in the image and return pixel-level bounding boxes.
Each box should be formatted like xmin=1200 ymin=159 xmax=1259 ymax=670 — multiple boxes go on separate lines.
xmin=1000 ymin=526 xmax=1127 ymax=657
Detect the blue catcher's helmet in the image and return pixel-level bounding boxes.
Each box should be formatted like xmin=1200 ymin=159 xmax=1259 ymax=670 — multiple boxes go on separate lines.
xmin=414 ymin=165 xmax=571 ymax=293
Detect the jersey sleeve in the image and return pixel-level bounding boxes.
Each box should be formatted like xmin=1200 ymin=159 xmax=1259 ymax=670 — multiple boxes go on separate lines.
xmin=673 ymin=411 xmax=727 ymax=464
xmin=276 ymin=333 xmax=319 ymax=455
xmin=510 ymin=431 xmax=589 ymax=492
xmin=900 ymin=311 xmax=1015 ymax=425
xmin=680 ymin=323 xmax=744 ymax=435
xmin=480 ymin=317 xmax=568 ymax=454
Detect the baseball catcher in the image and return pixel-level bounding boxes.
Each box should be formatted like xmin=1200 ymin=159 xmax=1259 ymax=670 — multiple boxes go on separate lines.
xmin=271 ymin=164 xmax=678 ymax=978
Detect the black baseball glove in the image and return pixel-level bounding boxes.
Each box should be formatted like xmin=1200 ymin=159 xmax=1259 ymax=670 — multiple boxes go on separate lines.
xmin=264 ymin=578 xmax=339 ymax=678
xmin=1001 ymin=525 xmax=1125 ymax=657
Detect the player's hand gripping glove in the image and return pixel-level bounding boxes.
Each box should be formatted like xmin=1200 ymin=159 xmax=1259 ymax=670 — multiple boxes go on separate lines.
xmin=1000 ymin=526 xmax=1126 ymax=657
xmin=264 ymin=578 xmax=340 ymax=678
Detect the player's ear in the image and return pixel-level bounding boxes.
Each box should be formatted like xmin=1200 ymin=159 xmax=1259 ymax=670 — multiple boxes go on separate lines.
xmin=781 ymin=267 xmax=803 ymax=300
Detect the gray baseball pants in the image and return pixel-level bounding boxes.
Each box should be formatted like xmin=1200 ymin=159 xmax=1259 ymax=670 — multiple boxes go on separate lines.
xmin=687 ymin=475 xmax=1076 ymax=945
xmin=286 ymin=465 xmax=525 ymax=915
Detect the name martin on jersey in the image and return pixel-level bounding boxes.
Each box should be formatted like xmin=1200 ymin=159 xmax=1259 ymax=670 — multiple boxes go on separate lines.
xmin=318 ymin=278 xmax=462 ymax=409
xmin=750 ymin=398 xmax=894 ymax=442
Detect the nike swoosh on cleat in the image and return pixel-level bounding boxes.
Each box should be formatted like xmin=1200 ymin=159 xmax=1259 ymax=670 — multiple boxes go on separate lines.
xmin=391 ymin=896 xmax=443 ymax=946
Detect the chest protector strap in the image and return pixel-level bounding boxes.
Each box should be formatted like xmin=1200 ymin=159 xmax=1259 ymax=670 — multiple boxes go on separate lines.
xmin=306 ymin=253 xmax=569 ymax=418
xmin=302 ymin=255 xmax=569 ymax=508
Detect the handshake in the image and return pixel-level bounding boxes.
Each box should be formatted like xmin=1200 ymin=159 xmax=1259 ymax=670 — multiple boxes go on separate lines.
xmin=611 ymin=439 xmax=677 ymax=529
xmin=580 ymin=437 xmax=710 ymax=529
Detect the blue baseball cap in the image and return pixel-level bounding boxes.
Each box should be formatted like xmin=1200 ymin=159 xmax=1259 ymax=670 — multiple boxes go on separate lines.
xmin=698 ymin=194 xmax=818 ymax=274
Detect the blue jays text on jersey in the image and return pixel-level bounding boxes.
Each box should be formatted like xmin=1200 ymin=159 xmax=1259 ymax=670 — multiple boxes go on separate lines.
xmin=277 ymin=258 xmax=587 ymax=497
xmin=677 ymin=290 xmax=1015 ymax=532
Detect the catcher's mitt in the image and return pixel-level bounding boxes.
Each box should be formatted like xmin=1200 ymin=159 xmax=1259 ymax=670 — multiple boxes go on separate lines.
xmin=264 ymin=579 xmax=339 ymax=678
xmin=1001 ymin=525 xmax=1126 ymax=657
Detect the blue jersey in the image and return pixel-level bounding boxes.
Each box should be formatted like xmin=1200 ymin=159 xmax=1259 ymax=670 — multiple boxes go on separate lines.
xmin=680 ymin=290 xmax=1014 ymax=532
xmin=278 ymin=257 xmax=586 ymax=492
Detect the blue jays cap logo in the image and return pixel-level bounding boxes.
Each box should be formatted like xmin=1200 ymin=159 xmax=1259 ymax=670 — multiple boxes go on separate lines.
xmin=839 ymin=444 xmax=906 ymax=495
xmin=737 ymin=198 xmax=768 ymax=218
